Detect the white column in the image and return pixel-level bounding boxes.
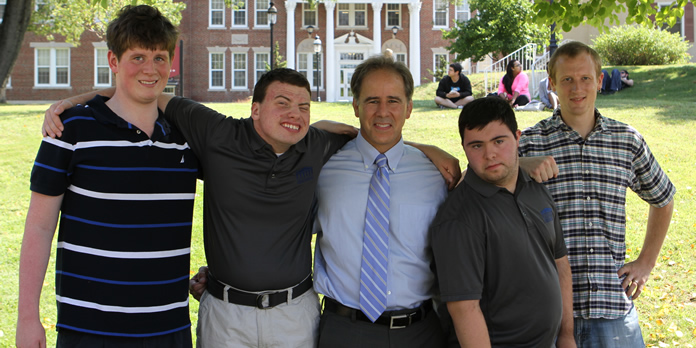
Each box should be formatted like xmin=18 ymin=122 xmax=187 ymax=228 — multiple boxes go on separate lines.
xmin=284 ymin=1 xmax=297 ymax=69
xmin=372 ymin=1 xmax=383 ymax=56
xmin=408 ymin=1 xmax=422 ymax=86
xmin=325 ymin=1 xmax=337 ymax=102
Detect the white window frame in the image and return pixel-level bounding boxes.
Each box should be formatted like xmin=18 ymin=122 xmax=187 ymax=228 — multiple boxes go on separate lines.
xmin=93 ymin=44 xmax=111 ymax=88
xmin=386 ymin=3 xmax=400 ymax=28
xmin=231 ymin=52 xmax=248 ymax=89
xmin=298 ymin=52 xmax=322 ymax=89
xmin=210 ymin=0 xmax=225 ymax=28
xmin=433 ymin=53 xmax=448 ymax=82
xmin=302 ymin=3 xmax=318 ymax=28
xmin=255 ymin=0 xmax=270 ymax=28
xmin=395 ymin=53 xmax=406 ymax=65
xmin=208 ymin=49 xmax=226 ymax=90
xmin=254 ymin=50 xmax=270 ymax=84
xmin=232 ymin=0 xmax=248 ymax=28
xmin=33 ymin=45 xmax=71 ymax=88
xmin=658 ymin=2 xmax=685 ymax=37
xmin=337 ymin=3 xmax=367 ymax=28
xmin=433 ymin=0 xmax=448 ymax=28
xmin=455 ymin=0 xmax=470 ymax=22
xmin=0 ymin=0 xmax=6 ymax=24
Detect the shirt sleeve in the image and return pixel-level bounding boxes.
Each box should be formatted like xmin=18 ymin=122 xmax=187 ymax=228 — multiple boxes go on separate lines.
xmin=164 ymin=97 xmax=229 ymax=163
xmin=629 ymin=132 xmax=676 ymax=208
xmin=513 ymin=72 xmax=530 ymax=96
xmin=539 ymin=80 xmax=551 ymax=108
xmin=30 ymin=113 xmax=81 ymax=196
xmin=497 ymin=76 xmax=505 ymax=94
xmin=431 ymin=218 xmax=486 ymax=302
xmin=436 ymin=77 xmax=449 ymax=98
xmin=460 ymin=75 xmax=473 ymax=98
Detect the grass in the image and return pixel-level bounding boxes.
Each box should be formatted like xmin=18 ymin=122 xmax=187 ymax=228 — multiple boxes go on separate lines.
xmin=1 ymin=64 xmax=695 ymax=347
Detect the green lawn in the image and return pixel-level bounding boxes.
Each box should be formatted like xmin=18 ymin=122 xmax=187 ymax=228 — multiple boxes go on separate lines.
xmin=1 ymin=64 xmax=695 ymax=346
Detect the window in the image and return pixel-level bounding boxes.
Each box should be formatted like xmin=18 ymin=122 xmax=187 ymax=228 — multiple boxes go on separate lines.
xmin=94 ymin=47 xmax=111 ymax=87
xmin=386 ymin=4 xmax=400 ymax=27
xmin=0 ymin=0 xmax=6 ymax=23
xmin=232 ymin=53 xmax=247 ymax=89
xmin=232 ymin=0 xmax=247 ymax=27
xmin=35 ymin=47 xmax=70 ymax=87
xmin=456 ymin=0 xmax=470 ymax=22
xmin=256 ymin=0 xmax=269 ymax=27
xmin=337 ymin=3 xmax=366 ymax=28
xmin=658 ymin=3 xmax=683 ymax=36
xmin=434 ymin=0 xmax=448 ymax=27
xmin=298 ymin=53 xmax=322 ymax=88
xmin=434 ymin=53 xmax=448 ymax=81
xmin=210 ymin=0 xmax=225 ymax=27
xmin=209 ymin=52 xmax=225 ymax=89
xmin=395 ymin=53 xmax=406 ymax=65
xmin=255 ymin=52 xmax=269 ymax=83
xmin=303 ymin=3 xmax=317 ymax=28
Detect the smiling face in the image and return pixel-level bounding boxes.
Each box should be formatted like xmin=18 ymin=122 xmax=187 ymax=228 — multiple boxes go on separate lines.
xmin=550 ymin=53 xmax=604 ymax=123
xmin=110 ymin=46 xmax=171 ymax=105
xmin=353 ymin=69 xmax=413 ymax=153
xmin=462 ymin=120 xmax=521 ymax=192
xmin=251 ymin=81 xmax=311 ymax=153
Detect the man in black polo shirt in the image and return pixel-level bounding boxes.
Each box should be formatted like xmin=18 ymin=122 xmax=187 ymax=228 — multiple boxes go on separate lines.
xmin=429 ymin=97 xmax=575 ymax=347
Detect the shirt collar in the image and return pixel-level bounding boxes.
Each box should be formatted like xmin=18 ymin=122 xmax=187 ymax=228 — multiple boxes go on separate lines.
xmin=551 ymin=108 xmax=610 ymax=135
xmin=356 ymin=132 xmax=404 ymax=171
xmin=463 ymin=164 xmax=532 ymax=198
xmin=88 ymin=95 xmax=171 ymax=139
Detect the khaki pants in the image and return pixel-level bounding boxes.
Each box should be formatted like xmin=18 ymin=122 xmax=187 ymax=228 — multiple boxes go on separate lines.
xmin=196 ymin=289 xmax=320 ymax=348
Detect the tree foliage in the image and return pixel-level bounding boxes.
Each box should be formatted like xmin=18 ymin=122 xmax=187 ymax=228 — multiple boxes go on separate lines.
xmin=531 ymin=0 xmax=690 ymax=33
xmin=444 ymin=0 xmax=550 ymax=62
xmin=30 ymin=0 xmax=186 ymax=45
xmin=593 ymin=25 xmax=691 ymax=65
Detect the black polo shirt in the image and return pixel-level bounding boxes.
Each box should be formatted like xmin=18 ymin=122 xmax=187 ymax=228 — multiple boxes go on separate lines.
xmin=430 ymin=166 xmax=567 ymax=347
xmin=165 ymin=97 xmax=351 ymax=291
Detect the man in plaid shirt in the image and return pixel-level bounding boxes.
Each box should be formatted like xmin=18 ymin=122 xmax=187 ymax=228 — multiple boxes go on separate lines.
xmin=518 ymin=41 xmax=675 ymax=347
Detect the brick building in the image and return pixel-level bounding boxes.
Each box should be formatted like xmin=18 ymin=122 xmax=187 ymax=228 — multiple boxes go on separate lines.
xmin=5 ymin=0 xmax=695 ymax=102
xmin=7 ymin=0 xmax=470 ymax=102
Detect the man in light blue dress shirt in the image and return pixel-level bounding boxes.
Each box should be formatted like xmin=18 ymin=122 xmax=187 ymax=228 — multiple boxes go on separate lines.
xmin=313 ymin=55 xmax=449 ymax=347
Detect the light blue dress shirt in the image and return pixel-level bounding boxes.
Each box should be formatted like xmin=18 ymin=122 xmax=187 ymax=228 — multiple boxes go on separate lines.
xmin=313 ymin=133 xmax=448 ymax=311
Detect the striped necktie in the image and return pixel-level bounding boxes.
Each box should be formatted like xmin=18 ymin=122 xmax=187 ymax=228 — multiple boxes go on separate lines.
xmin=359 ymin=153 xmax=390 ymax=322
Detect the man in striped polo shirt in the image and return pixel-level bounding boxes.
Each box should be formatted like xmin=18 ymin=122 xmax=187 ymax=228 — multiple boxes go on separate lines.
xmin=519 ymin=41 xmax=675 ymax=347
xmin=17 ymin=5 xmax=198 ymax=347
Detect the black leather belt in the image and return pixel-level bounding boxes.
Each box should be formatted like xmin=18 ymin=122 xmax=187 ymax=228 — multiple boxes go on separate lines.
xmin=207 ymin=272 xmax=312 ymax=309
xmin=323 ymin=297 xmax=431 ymax=329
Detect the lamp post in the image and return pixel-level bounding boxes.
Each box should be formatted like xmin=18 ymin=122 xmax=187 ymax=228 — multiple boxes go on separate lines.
xmin=313 ymin=35 xmax=322 ymax=102
xmin=268 ymin=2 xmax=278 ymax=70
xmin=549 ymin=0 xmax=557 ymax=57
xmin=391 ymin=26 xmax=398 ymax=38
xmin=306 ymin=25 xmax=314 ymax=37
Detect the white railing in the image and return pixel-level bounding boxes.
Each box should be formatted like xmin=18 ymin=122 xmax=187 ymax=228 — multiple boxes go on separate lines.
xmin=483 ymin=43 xmax=539 ymax=97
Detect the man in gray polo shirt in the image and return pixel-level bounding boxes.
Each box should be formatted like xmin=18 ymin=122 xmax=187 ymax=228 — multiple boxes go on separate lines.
xmin=430 ymin=97 xmax=575 ymax=347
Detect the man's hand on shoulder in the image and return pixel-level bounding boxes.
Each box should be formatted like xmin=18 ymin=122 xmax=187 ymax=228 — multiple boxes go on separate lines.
xmin=519 ymin=156 xmax=559 ymax=183
xmin=42 ymin=100 xmax=73 ymax=138
xmin=311 ymin=120 xmax=359 ymax=138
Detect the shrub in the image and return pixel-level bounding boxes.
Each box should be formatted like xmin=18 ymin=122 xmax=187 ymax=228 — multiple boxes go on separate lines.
xmin=592 ymin=25 xmax=691 ymax=65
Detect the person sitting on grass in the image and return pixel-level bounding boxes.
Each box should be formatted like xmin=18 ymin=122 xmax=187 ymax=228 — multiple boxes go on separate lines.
xmin=434 ymin=63 xmax=474 ymax=109
xmin=601 ymin=68 xmax=634 ymax=94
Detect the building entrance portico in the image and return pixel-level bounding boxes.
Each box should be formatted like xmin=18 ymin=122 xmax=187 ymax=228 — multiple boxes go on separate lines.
xmin=334 ymin=33 xmax=373 ymax=102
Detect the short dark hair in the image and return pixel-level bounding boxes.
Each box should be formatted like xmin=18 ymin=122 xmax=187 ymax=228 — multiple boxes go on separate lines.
xmin=459 ymin=97 xmax=518 ymax=143
xmin=252 ymin=68 xmax=312 ymax=103
xmin=351 ymin=55 xmax=414 ymax=102
xmin=450 ymin=63 xmax=463 ymax=73
xmin=548 ymin=41 xmax=602 ymax=82
xmin=106 ymin=5 xmax=179 ymax=61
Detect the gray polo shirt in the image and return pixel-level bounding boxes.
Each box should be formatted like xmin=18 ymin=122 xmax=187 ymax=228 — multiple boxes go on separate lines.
xmin=430 ymin=166 xmax=567 ymax=347
xmin=165 ymin=97 xmax=350 ymax=291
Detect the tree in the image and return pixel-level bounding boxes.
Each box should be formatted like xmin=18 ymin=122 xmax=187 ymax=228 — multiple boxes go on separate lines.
xmin=0 ymin=0 xmax=185 ymax=103
xmin=531 ymin=0 xmax=690 ymax=33
xmin=444 ymin=0 xmax=550 ymax=62
xmin=0 ymin=0 xmax=34 ymax=103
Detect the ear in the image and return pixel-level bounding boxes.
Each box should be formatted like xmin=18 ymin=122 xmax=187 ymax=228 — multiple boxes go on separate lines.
xmin=352 ymin=99 xmax=359 ymax=118
xmin=548 ymin=76 xmax=556 ymax=92
xmin=596 ymin=72 xmax=604 ymax=91
xmin=108 ymin=50 xmax=119 ymax=74
xmin=251 ymin=102 xmax=260 ymax=120
xmin=515 ymin=129 xmax=522 ymax=146
xmin=405 ymin=100 xmax=413 ymax=119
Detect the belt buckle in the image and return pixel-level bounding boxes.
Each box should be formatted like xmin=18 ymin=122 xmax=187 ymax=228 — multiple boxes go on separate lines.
xmin=389 ymin=313 xmax=411 ymax=329
xmin=255 ymin=291 xmax=274 ymax=309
